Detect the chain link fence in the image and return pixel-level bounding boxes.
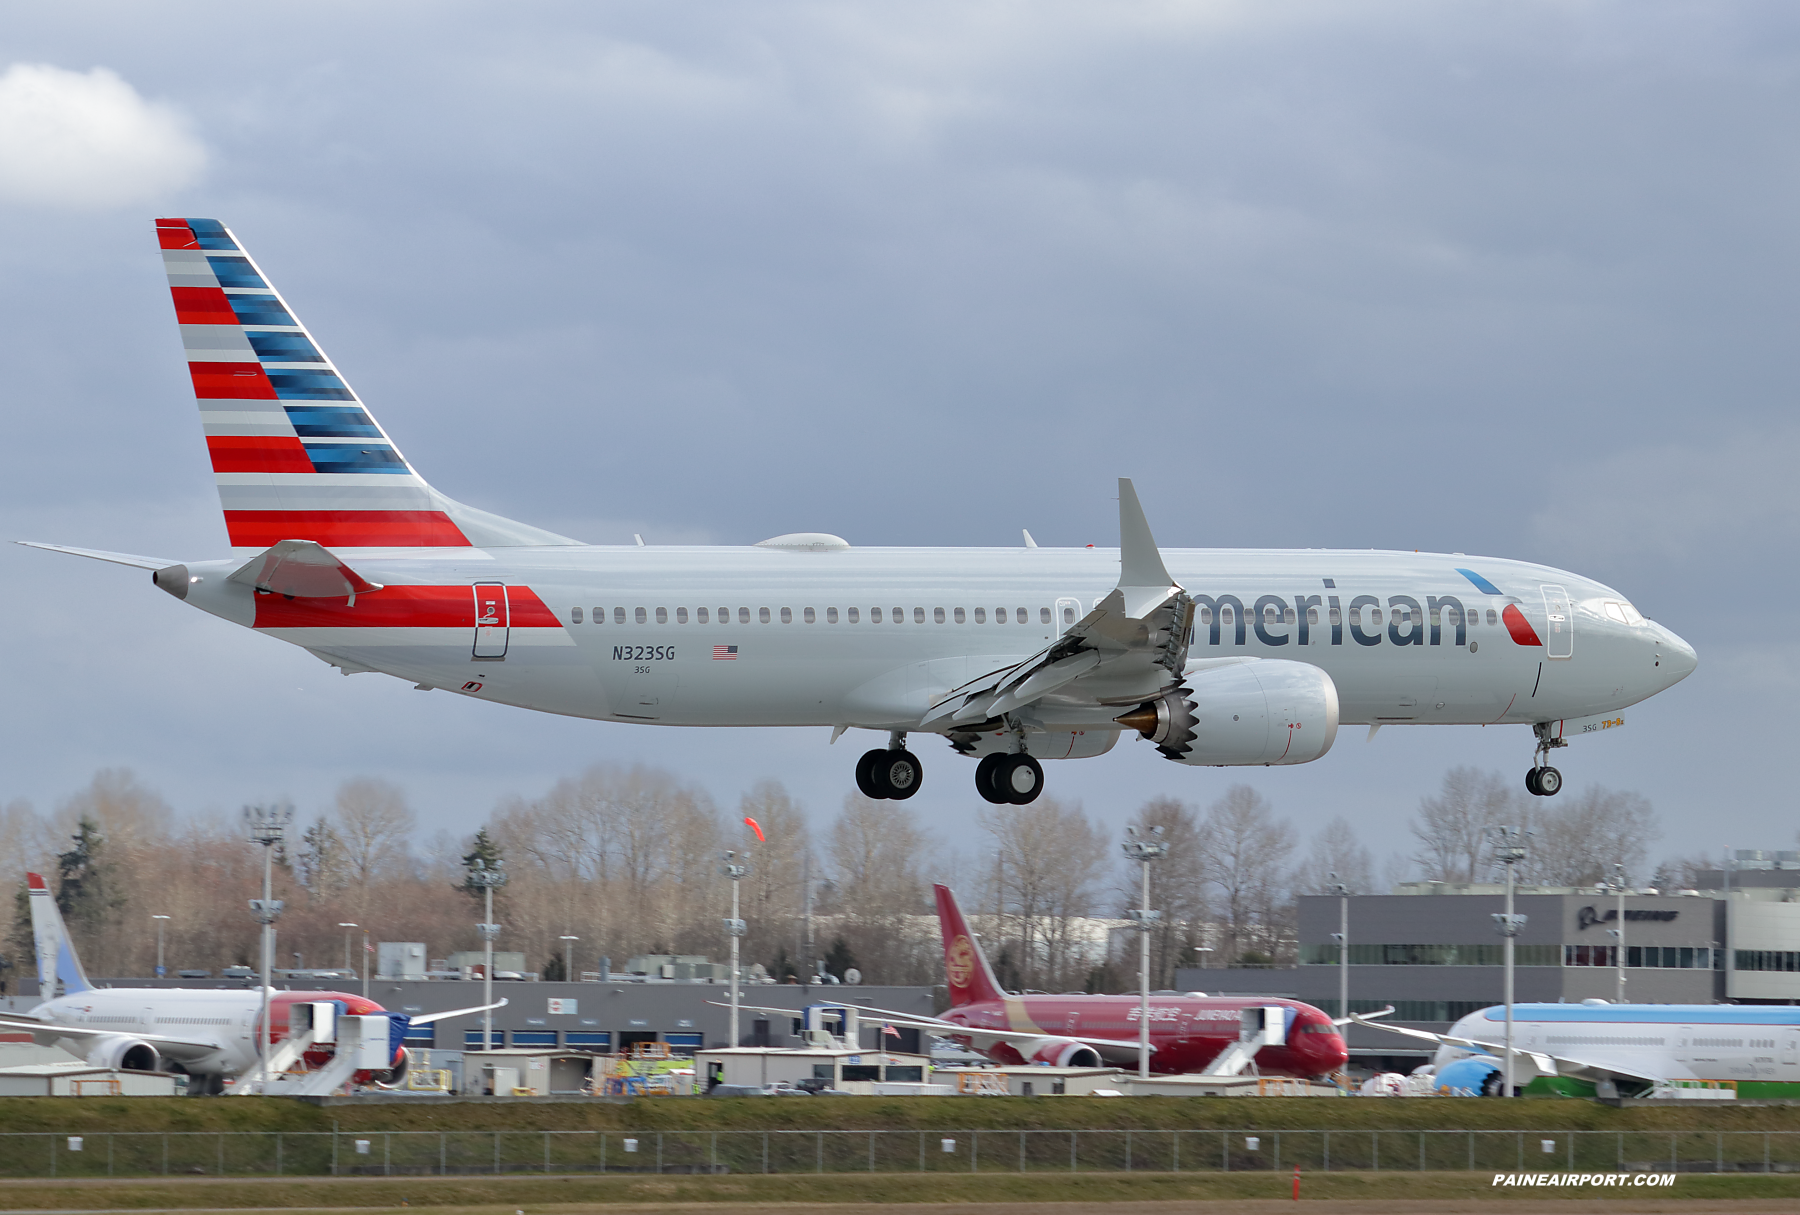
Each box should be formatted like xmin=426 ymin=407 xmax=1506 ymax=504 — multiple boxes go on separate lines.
xmin=6 ymin=1129 xmax=1800 ymax=1179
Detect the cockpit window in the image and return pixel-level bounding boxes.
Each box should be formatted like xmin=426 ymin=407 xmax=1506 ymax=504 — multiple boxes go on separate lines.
xmin=1605 ymin=602 xmax=1628 ymax=624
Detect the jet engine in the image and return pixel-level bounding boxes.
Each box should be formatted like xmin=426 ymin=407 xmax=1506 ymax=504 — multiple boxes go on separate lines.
xmin=1116 ymin=660 xmax=1339 ymax=766
xmin=84 ymin=1035 xmax=163 ymax=1073
xmin=1019 ymin=1037 xmax=1104 ymax=1068
xmin=1432 ymin=1055 xmax=1506 ymax=1096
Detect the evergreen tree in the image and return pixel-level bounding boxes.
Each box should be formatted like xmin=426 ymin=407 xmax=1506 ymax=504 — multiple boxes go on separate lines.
xmin=56 ymin=817 xmax=122 ymax=944
xmin=824 ymin=936 xmax=857 ymax=982
xmin=458 ymin=828 xmax=504 ymax=902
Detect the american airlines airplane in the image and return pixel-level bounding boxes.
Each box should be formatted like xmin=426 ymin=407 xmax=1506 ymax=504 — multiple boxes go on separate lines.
xmin=0 ymin=873 xmax=494 ymax=1093
xmin=22 ymin=218 xmax=1698 ymax=804
xmin=756 ymin=885 xmax=1350 ymax=1078
xmin=1356 ymin=1003 xmax=1800 ymax=1100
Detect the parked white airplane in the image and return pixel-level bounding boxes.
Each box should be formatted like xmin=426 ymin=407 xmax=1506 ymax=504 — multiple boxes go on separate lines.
xmin=0 ymin=872 xmax=495 ymax=1093
xmin=21 ymin=218 xmax=1697 ymax=804
xmin=1355 ymin=1003 xmax=1800 ymax=1099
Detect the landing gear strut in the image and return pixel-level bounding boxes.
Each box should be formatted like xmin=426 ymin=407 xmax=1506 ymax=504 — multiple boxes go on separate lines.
xmin=1525 ymin=723 xmax=1566 ymax=797
xmin=856 ymin=733 xmax=923 ymax=800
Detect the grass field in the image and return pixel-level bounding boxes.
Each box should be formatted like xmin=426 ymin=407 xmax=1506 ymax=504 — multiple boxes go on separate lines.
xmin=0 ymin=1171 xmax=1795 ymax=1210
xmin=7 ymin=1095 xmax=1800 ymax=1136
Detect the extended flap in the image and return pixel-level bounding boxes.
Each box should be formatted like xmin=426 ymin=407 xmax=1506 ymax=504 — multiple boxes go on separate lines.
xmin=228 ymin=539 xmax=384 ymax=601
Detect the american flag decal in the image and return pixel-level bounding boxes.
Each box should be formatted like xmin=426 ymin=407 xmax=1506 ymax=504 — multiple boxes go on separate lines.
xmin=713 ymin=645 xmax=738 ymax=660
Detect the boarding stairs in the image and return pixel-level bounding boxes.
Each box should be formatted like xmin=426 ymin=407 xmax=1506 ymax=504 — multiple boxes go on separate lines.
xmin=1200 ymin=1005 xmax=1289 ymax=1078
xmin=234 ymin=1001 xmax=394 ymax=1096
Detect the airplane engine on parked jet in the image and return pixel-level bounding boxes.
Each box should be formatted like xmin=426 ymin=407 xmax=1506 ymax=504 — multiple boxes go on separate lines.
xmin=84 ymin=1035 xmax=162 ymax=1073
xmin=1116 ymin=660 xmax=1338 ymax=766
xmin=1020 ymin=1037 xmax=1104 ymax=1069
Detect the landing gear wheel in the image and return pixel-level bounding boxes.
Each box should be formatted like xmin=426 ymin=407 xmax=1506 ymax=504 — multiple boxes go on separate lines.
xmin=997 ymin=754 xmax=1044 ymax=805
xmin=1525 ymin=767 xmax=1542 ymax=796
xmin=855 ymin=749 xmax=886 ymax=799
xmin=870 ymin=749 xmax=924 ymax=800
xmin=1535 ymin=765 xmax=1562 ymax=796
xmin=974 ymin=753 xmax=1010 ymax=804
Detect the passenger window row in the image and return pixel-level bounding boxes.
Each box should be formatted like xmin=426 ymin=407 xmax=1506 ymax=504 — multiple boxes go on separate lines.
xmin=569 ymin=605 xmax=1076 ymax=627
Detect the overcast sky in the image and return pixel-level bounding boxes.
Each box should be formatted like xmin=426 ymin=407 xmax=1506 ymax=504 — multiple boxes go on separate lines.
xmin=2 ymin=1 xmax=1796 ymax=876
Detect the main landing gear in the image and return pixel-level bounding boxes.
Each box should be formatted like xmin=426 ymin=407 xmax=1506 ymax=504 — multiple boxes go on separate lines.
xmin=1525 ymin=723 xmax=1567 ymax=797
xmin=975 ymin=752 xmax=1044 ymax=805
xmin=856 ymin=733 xmax=923 ymax=801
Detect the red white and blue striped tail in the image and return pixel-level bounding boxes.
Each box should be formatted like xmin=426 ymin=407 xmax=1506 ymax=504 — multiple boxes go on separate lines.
xmin=156 ymin=218 xmax=578 ymax=550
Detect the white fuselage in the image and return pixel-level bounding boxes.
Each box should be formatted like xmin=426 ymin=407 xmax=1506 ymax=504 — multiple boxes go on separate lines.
xmin=168 ymin=544 xmax=1694 ymax=740
xmin=32 ymin=987 xmax=266 ymax=1076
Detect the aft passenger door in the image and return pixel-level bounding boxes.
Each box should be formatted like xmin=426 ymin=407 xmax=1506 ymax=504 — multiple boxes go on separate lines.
xmin=473 ymin=583 xmax=510 ymax=660
xmin=1540 ymin=585 xmax=1573 ymax=659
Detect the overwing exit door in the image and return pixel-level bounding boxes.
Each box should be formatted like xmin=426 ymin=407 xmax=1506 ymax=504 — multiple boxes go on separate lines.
xmin=1541 ymin=585 xmax=1573 ymax=659
xmin=472 ymin=583 xmax=509 ymax=659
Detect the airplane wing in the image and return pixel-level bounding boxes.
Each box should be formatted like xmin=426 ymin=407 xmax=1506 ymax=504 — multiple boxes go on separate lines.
xmin=0 ymin=1012 xmax=223 ymax=1065
xmin=1334 ymin=1005 xmax=1393 ymax=1027
xmin=1346 ymin=1013 xmax=1659 ymax=1088
xmin=920 ymin=479 xmax=1193 ymax=732
xmin=720 ymin=1001 xmax=1153 ymax=1058
xmin=15 ymin=542 xmax=180 ymax=570
xmin=406 ymin=998 xmax=508 ymax=1025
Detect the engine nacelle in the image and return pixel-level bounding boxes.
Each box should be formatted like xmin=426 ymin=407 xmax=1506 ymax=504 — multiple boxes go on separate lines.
xmin=1019 ymin=1037 xmax=1104 ymax=1069
xmin=1117 ymin=660 xmax=1339 ymax=766
xmin=84 ymin=1035 xmax=163 ymax=1073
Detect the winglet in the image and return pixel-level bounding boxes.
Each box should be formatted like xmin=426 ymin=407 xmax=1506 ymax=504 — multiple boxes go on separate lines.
xmin=1117 ymin=479 xmax=1174 ymax=590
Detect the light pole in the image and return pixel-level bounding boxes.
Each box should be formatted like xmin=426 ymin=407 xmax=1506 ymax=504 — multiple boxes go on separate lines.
xmin=1610 ymin=863 xmax=1627 ymax=1005
xmin=151 ymin=915 xmax=170 ymax=979
xmin=1327 ymin=874 xmax=1350 ymax=1023
xmin=245 ymin=805 xmax=294 ymax=1093
xmin=1490 ymin=826 xmax=1529 ymax=1099
xmin=1122 ymin=826 xmax=1167 ymax=1080
xmin=722 ymin=852 xmax=748 ymax=1047
xmin=464 ymin=858 xmax=506 ymax=1052
xmin=337 ymin=922 xmax=358 ymax=980
xmin=559 ymin=935 xmax=579 ymax=983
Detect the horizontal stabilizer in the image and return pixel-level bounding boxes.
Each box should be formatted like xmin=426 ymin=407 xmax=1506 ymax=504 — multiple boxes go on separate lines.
xmin=16 ymin=542 xmax=180 ymax=570
xmin=227 ymin=539 xmax=384 ymax=600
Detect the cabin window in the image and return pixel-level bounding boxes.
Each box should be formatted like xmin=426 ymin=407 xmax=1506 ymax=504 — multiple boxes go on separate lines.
xmin=1284 ymin=607 xmax=1296 ymax=624
xmin=1063 ymin=606 xmax=1075 ymax=624
xmin=1328 ymin=606 xmax=1341 ymax=625
xmin=635 ymin=607 xmax=647 ymax=624
xmin=780 ymin=607 xmax=792 ymax=623
xmin=697 ymin=607 xmax=709 ymax=623
xmin=615 ymin=607 xmax=626 ymax=624
xmin=847 ymin=607 xmax=859 ymax=623
xmin=1264 ymin=605 xmax=1279 ymax=625
xmin=1198 ymin=606 xmax=1213 ymax=626
xmin=676 ymin=607 xmax=688 ymax=624
xmin=1015 ymin=608 xmax=1027 ymax=623
xmin=974 ymin=607 xmax=986 ymax=623
xmin=804 ymin=607 xmax=816 ymax=623
xmin=871 ymin=607 xmax=882 ymax=623
xmin=953 ymin=607 xmax=965 ymax=623
xmin=1040 ymin=607 xmax=1051 ymax=624
xmin=1307 ymin=607 xmax=1319 ymax=625
xmin=913 ymin=607 xmax=925 ymax=623
xmin=826 ymin=607 xmax=838 ymax=623
xmin=933 ymin=607 xmax=945 ymax=623
xmin=570 ymin=607 xmax=583 ymax=624
xmin=759 ymin=607 xmax=771 ymax=623
xmin=593 ymin=607 xmax=603 ymax=622
xmin=993 ymin=606 xmax=1006 ymax=623
xmin=738 ymin=607 xmax=750 ymax=624
xmin=893 ymin=607 xmax=904 ymax=623
xmin=655 ymin=607 xmax=668 ymax=624
xmin=1487 ymin=609 xmax=1499 ymax=625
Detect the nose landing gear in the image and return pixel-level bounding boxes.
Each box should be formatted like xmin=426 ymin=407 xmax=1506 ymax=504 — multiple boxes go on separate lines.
xmin=1525 ymin=723 xmax=1567 ymax=797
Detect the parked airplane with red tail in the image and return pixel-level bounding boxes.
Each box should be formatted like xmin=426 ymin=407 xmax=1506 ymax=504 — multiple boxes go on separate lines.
xmin=761 ymin=885 xmax=1350 ymax=1079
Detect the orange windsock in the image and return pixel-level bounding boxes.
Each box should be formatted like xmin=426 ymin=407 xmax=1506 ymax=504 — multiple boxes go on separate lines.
xmin=745 ymin=816 xmax=765 ymax=842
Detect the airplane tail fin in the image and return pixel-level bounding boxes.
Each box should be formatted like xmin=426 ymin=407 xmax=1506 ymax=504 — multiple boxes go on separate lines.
xmin=25 ymin=873 xmax=92 ymax=997
xmin=933 ymin=884 xmax=1007 ymax=1008
xmin=154 ymin=218 xmax=580 ymax=550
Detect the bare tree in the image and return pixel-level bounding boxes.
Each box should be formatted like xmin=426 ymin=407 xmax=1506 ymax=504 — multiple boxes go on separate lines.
xmin=978 ymin=796 xmax=1109 ymax=990
xmin=738 ymin=780 xmax=812 ymax=980
xmin=1411 ymin=766 xmax=1516 ymax=883
xmin=1202 ymin=784 xmax=1296 ymax=965
xmin=1526 ymin=785 xmax=1660 ymax=887
xmin=1119 ymin=797 xmax=1209 ymax=986
xmin=334 ymin=777 xmax=416 ymax=925
xmin=1297 ymin=816 xmax=1374 ymax=895
xmin=825 ymin=793 xmax=931 ymax=983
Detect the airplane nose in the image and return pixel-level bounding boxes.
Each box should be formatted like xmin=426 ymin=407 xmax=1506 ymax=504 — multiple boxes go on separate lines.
xmin=1657 ymin=625 xmax=1698 ymax=687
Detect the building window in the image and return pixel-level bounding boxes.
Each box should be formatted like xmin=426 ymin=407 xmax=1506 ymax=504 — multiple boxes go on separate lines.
xmin=570 ymin=607 xmax=583 ymax=624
